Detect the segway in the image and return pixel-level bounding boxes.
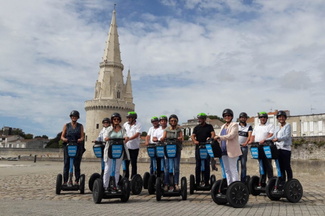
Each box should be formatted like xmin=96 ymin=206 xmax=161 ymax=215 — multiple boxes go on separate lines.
xmin=155 ymin=138 xmax=187 ymax=201
xmin=121 ymin=159 xmax=143 ymax=195
xmin=207 ymin=140 xmax=249 ymax=208
xmin=56 ymin=141 xmax=85 ymax=195
xmin=248 ymin=142 xmax=267 ymax=195
xmin=88 ymin=141 xmax=105 ymax=191
xmin=263 ymin=140 xmax=303 ymax=203
xmin=92 ymin=138 xmax=130 ymax=204
xmin=189 ymin=141 xmax=216 ymax=194
xmin=143 ymin=142 xmax=165 ymax=194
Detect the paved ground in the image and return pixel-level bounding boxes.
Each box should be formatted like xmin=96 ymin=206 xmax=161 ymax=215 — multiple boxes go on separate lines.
xmin=0 ymin=159 xmax=325 ymax=216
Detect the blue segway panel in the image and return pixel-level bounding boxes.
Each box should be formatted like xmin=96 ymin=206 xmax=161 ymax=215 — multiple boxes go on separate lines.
xmin=108 ymin=144 xmax=123 ymax=159
xmin=165 ymin=144 xmax=177 ymax=158
xmin=67 ymin=145 xmax=78 ymax=157
xmin=93 ymin=146 xmax=103 ymax=158
xmin=147 ymin=147 xmax=156 ymax=158
xmin=263 ymin=146 xmax=272 ymax=159
xmin=206 ymin=144 xmax=215 ymax=157
xmin=199 ymin=147 xmax=208 ymax=159
xmin=156 ymin=146 xmax=165 ymax=158
xmin=250 ymin=146 xmax=259 ymax=159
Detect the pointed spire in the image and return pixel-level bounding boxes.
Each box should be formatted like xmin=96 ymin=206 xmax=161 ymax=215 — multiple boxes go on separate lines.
xmin=125 ymin=69 xmax=133 ymax=102
xmin=101 ymin=8 xmax=123 ymax=70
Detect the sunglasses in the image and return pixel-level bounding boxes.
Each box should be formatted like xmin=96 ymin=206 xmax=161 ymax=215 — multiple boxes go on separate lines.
xmin=103 ymin=122 xmax=109 ymax=124
xmin=112 ymin=118 xmax=120 ymax=121
xmin=259 ymin=117 xmax=267 ymax=119
xmin=170 ymin=120 xmax=177 ymax=122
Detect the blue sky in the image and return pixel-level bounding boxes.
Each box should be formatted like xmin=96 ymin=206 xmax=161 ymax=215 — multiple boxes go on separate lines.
xmin=1 ymin=0 xmax=325 ymax=138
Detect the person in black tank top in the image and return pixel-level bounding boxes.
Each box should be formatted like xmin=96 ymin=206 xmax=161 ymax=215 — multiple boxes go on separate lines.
xmin=60 ymin=110 xmax=85 ymax=185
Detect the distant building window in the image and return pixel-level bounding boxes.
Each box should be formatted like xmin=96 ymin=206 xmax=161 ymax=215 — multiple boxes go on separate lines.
xmin=117 ymin=90 xmax=120 ymax=99
xmin=318 ymin=121 xmax=323 ymax=132
xmin=292 ymin=122 xmax=297 ymax=132
xmin=303 ymin=122 xmax=308 ymax=132
xmin=309 ymin=121 xmax=314 ymax=132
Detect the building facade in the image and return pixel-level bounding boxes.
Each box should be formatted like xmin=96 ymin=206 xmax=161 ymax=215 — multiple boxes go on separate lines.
xmin=84 ymin=9 xmax=135 ymax=157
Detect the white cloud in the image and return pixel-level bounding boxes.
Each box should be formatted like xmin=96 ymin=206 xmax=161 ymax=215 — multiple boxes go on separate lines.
xmin=1 ymin=0 xmax=325 ymax=136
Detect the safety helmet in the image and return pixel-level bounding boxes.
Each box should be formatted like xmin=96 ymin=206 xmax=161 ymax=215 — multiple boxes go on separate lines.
xmin=276 ymin=110 xmax=287 ymax=119
xmin=169 ymin=114 xmax=178 ymax=122
xmin=151 ymin=116 xmax=159 ymax=122
xmin=111 ymin=113 xmax=122 ymax=122
xmin=239 ymin=112 xmax=248 ymax=118
xmin=258 ymin=111 xmax=268 ymax=119
xmin=197 ymin=113 xmax=207 ymax=119
xmin=126 ymin=111 xmax=137 ymax=119
xmin=159 ymin=115 xmax=168 ymax=121
xmin=222 ymin=109 xmax=233 ymax=117
xmin=69 ymin=110 xmax=80 ymax=118
xmin=102 ymin=117 xmax=110 ymax=124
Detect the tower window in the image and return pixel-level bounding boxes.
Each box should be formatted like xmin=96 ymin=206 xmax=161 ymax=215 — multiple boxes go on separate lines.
xmin=117 ymin=90 xmax=120 ymax=99
xmin=96 ymin=124 xmax=99 ymax=129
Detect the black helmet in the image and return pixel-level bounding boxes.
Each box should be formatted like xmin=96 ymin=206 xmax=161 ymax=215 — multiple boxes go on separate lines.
xmin=151 ymin=116 xmax=159 ymax=122
xmin=276 ymin=110 xmax=287 ymax=119
xmin=169 ymin=114 xmax=178 ymax=122
xmin=222 ymin=109 xmax=233 ymax=117
xmin=159 ymin=115 xmax=168 ymax=121
xmin=258 ymin=111 xmax=268 ymax=119
xmin=197 ymin=113 xmax=207 ymax=119
xmin=69 ymin=110 xmax=80 ymax=118
xmin=239 ymin=112 xmax=248 ymax=118
xmin=111 ymin=113 xmax=122 ymax=122
xmin=102 ymin=117 xmax=110 ymax=123
xmin=126 ymin=111 xmax=137 ymax=119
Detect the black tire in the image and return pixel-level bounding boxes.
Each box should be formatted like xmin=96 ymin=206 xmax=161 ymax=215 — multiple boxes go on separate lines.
xmin=143 ymin=172 xmax=150 ymax=189
xmin=265 ymin=177 xmax=281 ymax=201
xmin=248 ymin=175 xmax=261 ymax=196
xmin=92 ymin=178 xmax=104 ymax=204
xmin=156 ymin=177 xmax=163 ymax=201
xmin=190 ymin=174 xmax=195 ymax=194
xmin=131 ymin=174 xmax=143 ymax=195
xmin=211 ymin=180 xmax=228 ymax=205
xmin=181 ymin=177 xmax=187 ymax=200
xmin=55 ymin=174 xmax=62 ymax=195
xmin=148 ymin=175 xmax=156 ymax=194
xmin=88 ymin=173 xmax=101 ymax=191
xmin=120 ymin=178 xmax=131 ymax=202
xmin=210 ymin=174 xmax=216 ymax=187
xmin=284 ymin=179 xmax=303 ymax=203
xmin=226 ymin=181 xmax=249 ymax=208
xmin=79 ymin=174 xmax=85 ymax=194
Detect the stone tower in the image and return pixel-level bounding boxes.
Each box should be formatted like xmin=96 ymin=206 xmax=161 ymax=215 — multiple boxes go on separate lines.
xmin=84 ymin=9 xmax=135 ymax=157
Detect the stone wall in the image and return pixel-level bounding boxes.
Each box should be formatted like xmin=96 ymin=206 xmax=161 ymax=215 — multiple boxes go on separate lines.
xmin=1 ymin=142 xmax=325 ymax=162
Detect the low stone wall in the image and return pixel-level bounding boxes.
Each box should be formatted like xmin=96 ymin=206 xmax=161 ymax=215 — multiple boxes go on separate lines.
xmin=1 ymin=142 xmax=325 ymax=162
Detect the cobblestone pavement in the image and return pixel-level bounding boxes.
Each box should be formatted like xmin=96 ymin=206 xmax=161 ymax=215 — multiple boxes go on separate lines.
xmin=0 ymin=159 xmax=325 ymax=216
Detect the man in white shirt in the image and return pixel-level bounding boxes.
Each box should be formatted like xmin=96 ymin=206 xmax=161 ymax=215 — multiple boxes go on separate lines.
xmin=123 ymin=111 xmax=142 ymax=179
xmin=250 ymin=111 xmax=274 ymax=185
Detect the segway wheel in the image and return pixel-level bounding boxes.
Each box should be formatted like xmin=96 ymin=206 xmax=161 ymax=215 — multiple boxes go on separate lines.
xmin=79 ymin=174 xmax=85 ymax=194
xmin=55 ymin=174 xmax=62 ymax=195
xmin=143 ymin=172 xmax=150 ymax=189
xmin=92 ymin=178 xmax=104 ymax=204
xmin=88 ymin=173 xmax=101 ymax=191
xmin=156 ymin=177 xmax=163 ymax=201
xmin=248 ymin=175 xmax=261 ymax=196
xmin=121 ymin=178 xmax=131 ymax=202
xmin=284 ymin=179 xmax=303 ymax=203
xmin=131 ymin=174 xmax=143 ymax=195
xmin=181 ymin=177 xmax=187 ymax=200
xmin=148 ymin=174 xmax=156 ymax=194
xmin=265 ymin=177 xmax=281 ymax=201
xmin=210 ymin=174 xmax=216 ymax=187
xmin=226 ymin=181 xmax=249 ymax=208
xmin=189 ymin=174 xmax=195 ymax=194
xmin=211 ymin=180 xmax=228 ymax=205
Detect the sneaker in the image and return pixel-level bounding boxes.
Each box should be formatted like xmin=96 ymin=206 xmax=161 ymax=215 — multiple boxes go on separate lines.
xmin=63 ymin=182 xmax=67 ymax=186
xmin=200 ymin=182 xmax=205 ymax=187
xmin=74 ymin=181 xmax=79 ymax=186
xmin=164 ymin=185 xmax=168 ymax=191
xmin=168 ymin=186 xmax=174 ymax=192
xmin=68 ymin=181 xmax=73 ymax=187
xmin=174 ymin=185 xmax=180 ymax=191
